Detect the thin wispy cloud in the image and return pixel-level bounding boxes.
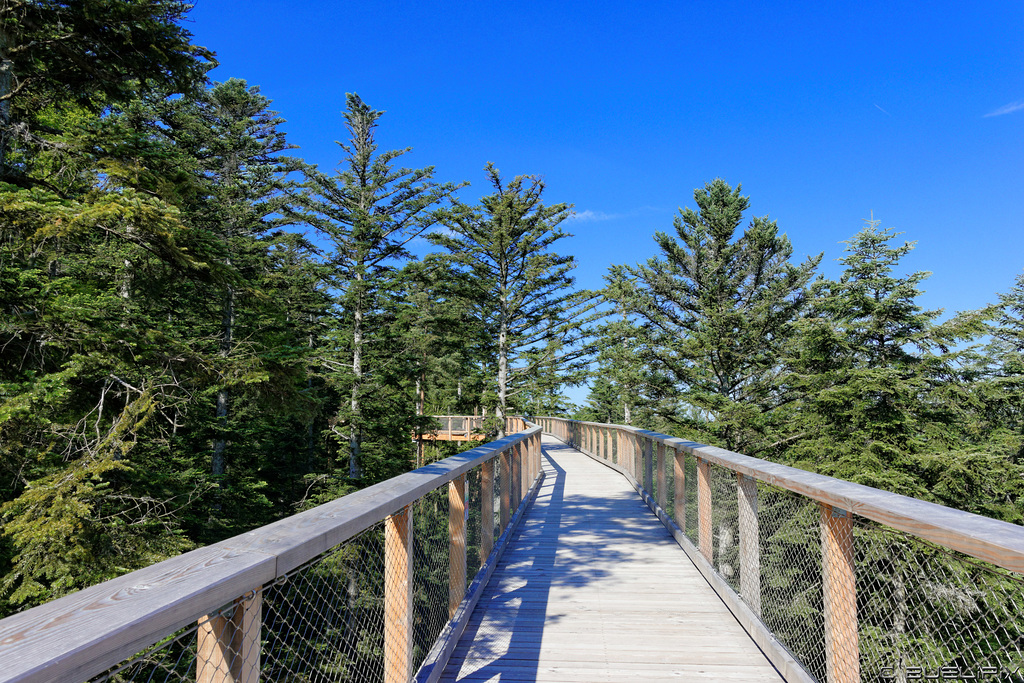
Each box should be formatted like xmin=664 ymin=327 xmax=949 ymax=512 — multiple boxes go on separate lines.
xmin=570 ymin=206 xmax=666 ymax=222
xmin=984 ymin=100 xmax=1024 ymax=117
xmin=571 ymin=209 xmax=621 ymax=222
xmin=874 ymin=103 xmax=891 ymax=116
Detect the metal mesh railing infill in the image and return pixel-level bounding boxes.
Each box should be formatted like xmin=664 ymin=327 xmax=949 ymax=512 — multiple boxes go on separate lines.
xmin=544 ymin=417 xmax=1024 ymax=683
xmin=1 ymin=424 xmax=542 ymax=683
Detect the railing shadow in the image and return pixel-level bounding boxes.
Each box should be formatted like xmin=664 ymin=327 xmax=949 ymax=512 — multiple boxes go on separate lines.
xmin=445 ymin=439 xmax=671 ymax=681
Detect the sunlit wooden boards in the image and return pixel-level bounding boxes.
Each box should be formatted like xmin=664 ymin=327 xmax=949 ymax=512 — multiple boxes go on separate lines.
xmin=439 ymin=436 xmax=785 ymax=683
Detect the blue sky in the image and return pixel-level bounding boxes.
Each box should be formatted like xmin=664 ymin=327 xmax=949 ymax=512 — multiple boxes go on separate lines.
xmin=188 ymin=0 xmax=1022 ymax=401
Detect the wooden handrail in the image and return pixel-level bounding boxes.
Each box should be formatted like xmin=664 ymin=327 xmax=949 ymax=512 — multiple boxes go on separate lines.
xmin=538 ymin=417 xmax=1024 ymax=573
xmin=0 ymin=424 xmax=542 ymax=683
xmin=538 ymin=415 xmax=1024 ymax=683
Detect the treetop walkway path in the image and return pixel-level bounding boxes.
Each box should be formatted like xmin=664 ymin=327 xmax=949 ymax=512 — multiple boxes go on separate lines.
xmin=441 ymin=436 xmax=785 ymax=682
xmin=2 ymin=418 xmax=1023 ymax=683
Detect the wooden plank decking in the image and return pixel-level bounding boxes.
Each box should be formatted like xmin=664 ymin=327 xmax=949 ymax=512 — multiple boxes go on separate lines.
xmin=440 ymin=435 xmax=786 ymax=682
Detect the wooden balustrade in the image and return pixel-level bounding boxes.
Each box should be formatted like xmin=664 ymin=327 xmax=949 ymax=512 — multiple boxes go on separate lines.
xmin=539 ymin=416 xmax=1024 ymax=683
xmin=1 ymin=420 xmax=543 ymax=683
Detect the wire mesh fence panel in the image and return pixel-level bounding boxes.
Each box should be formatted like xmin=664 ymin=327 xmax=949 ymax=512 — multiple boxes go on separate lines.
xmin=262 ymin=522 xmax=387 ymax=683
xmin=91 ymin=616 xmax=203 ymax=682
xmin=664 ymin=446 xmax=677 ymax=521
xmin=683 ymin=452 xmax=699 ymax=546
xmin=756 ymin=481 xmax=826 ymax=682
xmin=648 ymin=442 xmax=657 ymax=501
xmin=634 ymin=437 xmax=643 ymax=483
xmin=855 ymin=520 xmax=1024 ymax=682
xmin=709 ymin=462 xmax=740 ymax=593
xmin=492 ymin=455 xmax=502 ymax=543
xmin=412 ymin=485 xmax=456 ymax=672
xmin=466 ymin=465 xmax=483 ymax=584
xmin=92 ymin=524 xmax=390 ymax=683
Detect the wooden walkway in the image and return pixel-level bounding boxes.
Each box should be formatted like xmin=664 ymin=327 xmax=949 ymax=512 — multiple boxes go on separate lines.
xmin=440 ymin=435 xmax=786 ymax=682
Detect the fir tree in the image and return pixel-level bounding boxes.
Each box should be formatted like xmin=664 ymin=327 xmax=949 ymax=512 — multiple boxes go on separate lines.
xmin=0 ymin=0 xmax=212 ymax=186
xmin=786 ymin=218 xmax=974 ymax=494
xmin=431 ymin=163 xmax=599 ymax=436
xmin=299 ymin=94 xmax=462 ymax=479
xmin=606 ymin=178 xmax=820 ymax=453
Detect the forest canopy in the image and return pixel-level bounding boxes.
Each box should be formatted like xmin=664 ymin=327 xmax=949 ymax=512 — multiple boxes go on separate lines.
xmin=1 ymin=1 xmax=1023 ymax=618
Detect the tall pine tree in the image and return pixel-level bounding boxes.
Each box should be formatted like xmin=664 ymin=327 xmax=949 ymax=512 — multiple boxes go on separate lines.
xmin=299 ymin=94 xmax=462 ymax=479
xmin=606 ymin=179 xmax=820 ymax=454
xmin=432 ymin=163 xmax=599 ymax=436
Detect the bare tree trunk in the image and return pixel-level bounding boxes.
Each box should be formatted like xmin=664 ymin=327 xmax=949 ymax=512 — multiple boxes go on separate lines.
xmin=497 ymin=315 xmax=508 ymax=438
xmin=349 ymin=272 xmax=363 ymax=479
xmin=415 ymin=368 xmax=424 ymax=468
xmin=891 ymin=570 xmax=908 ymax=683
xmin=417 ymin=361 xmax=425 ymax=416
xmin=305 ymin=319 xmax=315 ymax=474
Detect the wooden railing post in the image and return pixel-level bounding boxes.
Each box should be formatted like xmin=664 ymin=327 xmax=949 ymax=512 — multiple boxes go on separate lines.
xmin=197 ymin=592 xmax=261 ymax=683
xmin=821 ymin=504 xmax=859 ymax=683
xmin=512 ymin=441 xmax=522 ymax=511
xmin=622 ymin=436 xmax=630 ymax=479
xmin=480 ymin=458 xmax=494 ymax=563
xmin=537 ymin=431 xmax=542 ymax=474
xmin=449 ymin=474 xmax=467 ymax=619
xmin=643 ymin=437 xmax=654 ymax=493
xmin=737 ymin=473 xmax=761 ymax=616
xmin=622 ymin=431 xmax=630 ymax=472
xmin=500 ymin=448 xmax=511 ymax=531
xmin=532 ymin=432 xmax=540 ymax=481
xmin=631 ymin=433 xmax=640 ymax=481
xmin=534 ymin=432 xmax=541 ymax=480
xmin=697 ymin=458 xmax=713 ymax=562
xmin=384 ymin=505 xmax=413 ymax=683
xmin=674 ymin=448 xmax=686 ymax=531
xmin=519 ymin=440 xmax=529 ymax=502
xmin=656 ymin=442 xmax=667 ymax=510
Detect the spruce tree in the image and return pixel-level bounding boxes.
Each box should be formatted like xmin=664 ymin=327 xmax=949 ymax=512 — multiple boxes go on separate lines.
xmin=0 ymin=0 xmax=211 ymax=185
xmin=606 ymin=178 xmax=820 ymax=453
xmin=169 ymin=80 xmax=301 ymax=510
xmin=299 ymin=94 xmax=462 ymax=479
xmin=431 ymin=163 xmax=599 ymax=436
xmin=786 ymin=218 xmax=972 ymax=493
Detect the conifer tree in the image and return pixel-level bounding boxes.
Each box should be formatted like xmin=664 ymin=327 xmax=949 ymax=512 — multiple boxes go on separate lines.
xmin=300 ymin=94 xmax=462 ymax=479
xmin=786 ymin=218 xmax=972 ymax=493
xmin=431 ymin=164 xmax=599 ymax=436
xmin=168 ymin=79 xmax=301 ymax=504
xmin=0 ymin=0 xmax=211 ymax=185
xmin=606 ymin=179 xmax=820 ymax=453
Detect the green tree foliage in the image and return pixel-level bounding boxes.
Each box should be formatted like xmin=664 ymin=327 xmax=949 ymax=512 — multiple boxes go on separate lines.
xmin=0 ymin=181 xmax=215 ymax=609
xmin=431 ymin=164 xmax=599 ymax=436
xmin=785 ymin=219 xmax=982 ymax=497
xmin=974 ymin=272 xmax=1024 ymax=458
xmin=299 ymin=94 xmax=462 ymax=481
xmin=606 ymin=178 xmax=820 ymax=453
xmin=577 ymin=312 xmax=649 ymax=425
xmin=0 ymin=0 xmax=212 ymax=186
xmin=165 ymin=79 xmax=308 ymax=533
